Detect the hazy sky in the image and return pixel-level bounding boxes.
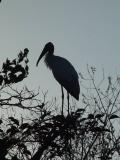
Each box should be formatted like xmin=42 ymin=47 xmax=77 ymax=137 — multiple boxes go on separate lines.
xmin=0 ymin=0 xmax=120 ymax=101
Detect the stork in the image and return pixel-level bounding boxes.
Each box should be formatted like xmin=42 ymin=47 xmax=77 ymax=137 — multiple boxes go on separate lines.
xmin=36 ymin=42 xmax=80 ymax=115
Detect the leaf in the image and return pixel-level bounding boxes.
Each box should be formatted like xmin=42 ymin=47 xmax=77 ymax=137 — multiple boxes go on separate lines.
xmin=7 ymin=126 xmax=19 ymax=136
xmin=95 ymin=114 xmax=104 ymax=119
xmin=40 ymin=125 xmax=49 ymax=131
xmin=98 ymin=156 xmax=112 ymax=159
xmin=87 ymin=114 xmax=94 ymax=119
xmin=79 ymin=118 xmax=86 ymax=122
xmin=19 ymin=143 xmax=26 ymax=150
xmin=109 ymin=114 xmax=119 ymax=120
xmin=11 ymin=155 xmax=20 ymax=160
xmin=102 ymin=128 xmax=110 ymax=132
xmin=90 ymin=127 xmax=102 ymax=132
xmin=76 ymin=108 xmax=85 ymax=113
xmin=23 ymin=149 xmax=31 ymax=155
xmin=9 ymin=117 xmax=19 ymax=126
xmin=23 ymin=128 xmax=31 ymax=135
xmin=45 ymin=123 xmax=53 ymax=128
xmin=20 ymin=123 xmax=30 ymax=130
xmin=0 ymin=119 xmax=2 ymax=124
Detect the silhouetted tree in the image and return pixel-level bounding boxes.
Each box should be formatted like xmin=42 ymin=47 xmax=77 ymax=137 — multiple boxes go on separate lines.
xmin=0 ymin=52 xmax=120 ymax=160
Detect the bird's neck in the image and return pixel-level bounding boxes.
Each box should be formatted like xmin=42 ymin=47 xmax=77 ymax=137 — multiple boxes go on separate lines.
xmin=44 ymin=53 xmax=53 ymax=69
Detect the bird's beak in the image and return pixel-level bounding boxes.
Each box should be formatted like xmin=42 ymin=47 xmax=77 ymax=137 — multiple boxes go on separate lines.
xmin=36 ymin=46 xmax=48 ymax=66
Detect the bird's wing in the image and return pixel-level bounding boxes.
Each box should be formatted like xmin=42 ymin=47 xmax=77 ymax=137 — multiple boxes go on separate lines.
xmin=51 ymin=56 xmax=80 ymax=99
xmin=51 ymin=56 xmax=78 ymax=81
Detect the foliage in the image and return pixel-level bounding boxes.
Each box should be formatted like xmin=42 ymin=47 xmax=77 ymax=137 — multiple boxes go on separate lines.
xmin=0 ymin=53 xmax=120 ymax=160
xmin=0 ymin=48 xmax=29 ymax=86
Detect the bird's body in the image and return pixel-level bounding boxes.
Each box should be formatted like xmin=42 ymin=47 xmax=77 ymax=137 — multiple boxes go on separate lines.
xmin=45 ymin=54 xmax=79 ymax=100
xmin=36 ymin=42 xmax=80 ymax=114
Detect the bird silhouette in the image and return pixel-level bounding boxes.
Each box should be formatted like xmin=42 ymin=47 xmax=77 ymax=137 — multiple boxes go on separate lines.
xmin=36 ymin=42 xmax=80 ymax=115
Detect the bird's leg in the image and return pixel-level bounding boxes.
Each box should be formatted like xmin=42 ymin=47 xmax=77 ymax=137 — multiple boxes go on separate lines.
xmin=67 ymin=92 xmax=72 ymax=159
xmin=61 ymin=86 xmax=64 ymax=115
xmin=67 ymin=92 xmax=70 ymax=115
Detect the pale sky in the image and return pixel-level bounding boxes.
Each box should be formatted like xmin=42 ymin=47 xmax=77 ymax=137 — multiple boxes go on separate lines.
xmin=0 ymin=0 xmax=120 ymax=101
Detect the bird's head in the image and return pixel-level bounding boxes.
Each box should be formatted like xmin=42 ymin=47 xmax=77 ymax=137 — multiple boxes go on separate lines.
xmin=36 ymin=42 xmax=54 ymax=66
